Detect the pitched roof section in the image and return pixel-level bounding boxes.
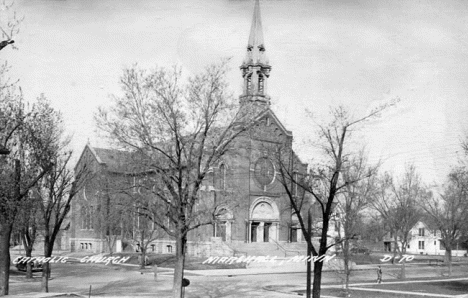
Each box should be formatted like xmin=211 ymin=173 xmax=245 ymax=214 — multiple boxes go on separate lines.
xmin=255 ymin=108 xmax=293 ymax=137
xmin=91 ymin=147 xmax=140 ymax=173
xmin=74 ymin=145 xmax=141 ymax=173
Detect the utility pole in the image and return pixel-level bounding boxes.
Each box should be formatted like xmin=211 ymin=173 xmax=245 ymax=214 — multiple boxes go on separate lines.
xmin=306 ymin=207 xmax=312 ymax=298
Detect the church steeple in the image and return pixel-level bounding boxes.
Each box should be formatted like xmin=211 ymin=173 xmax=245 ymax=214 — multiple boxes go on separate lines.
xmin=240 ymin=0 xmax=271 ymax=106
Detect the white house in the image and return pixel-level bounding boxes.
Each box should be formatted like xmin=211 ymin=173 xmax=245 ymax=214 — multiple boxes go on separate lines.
xmin=384 ymin=221 xmax=466 ymax=256
xmin=406 ymin=221 xmax=443 ymax=255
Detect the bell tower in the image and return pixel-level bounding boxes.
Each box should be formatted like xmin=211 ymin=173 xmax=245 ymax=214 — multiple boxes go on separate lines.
xmin=240 ymin=0 xmax=271 ymax=107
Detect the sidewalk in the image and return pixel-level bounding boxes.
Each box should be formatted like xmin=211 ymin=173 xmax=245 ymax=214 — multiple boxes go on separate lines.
xmin=177 ymin=262 xmax=376 ymax=277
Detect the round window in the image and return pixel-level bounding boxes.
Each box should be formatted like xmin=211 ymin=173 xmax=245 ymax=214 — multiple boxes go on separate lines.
xmin=254 ymin=157 xmax=275 ymax=186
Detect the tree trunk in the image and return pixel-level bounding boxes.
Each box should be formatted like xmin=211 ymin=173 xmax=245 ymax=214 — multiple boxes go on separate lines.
xmin=22 ymin=235 xmax=34 ymax=279
xmin=106 ymin=235 xmax=116 ymax=255
xmin=343 ymin=239 xmax=350 ymax=293
xmin=0 ymin=223 xmax=12 ymax=296
xmin=400 ymin=257 xmax=406 ymax=280
xmin=172 ymin=233 xmax=187 ymax=298
xmin=312 ymin=259 xmax=324 ymax=298
xmin=445 ymin=248 xmax=452 ymax=276
xmin=140 ymin=248 xmax=147 ymax=270
xmin=41 ymin=262 xmax=50 ymax=292
xmin=306 ymin=210 xmax=312 ymax=298
xmin=41 ymin=240 xmax=53 ymax=292
xmin=25 ymin=253 xmax=33 ymax=279
xmin=0 ymin=159 xmax=20 ymax=296
xmin=306 ymin=243 xmax=312 ymax=298
xmin=392 ymin=236 xmax=398 ymax=265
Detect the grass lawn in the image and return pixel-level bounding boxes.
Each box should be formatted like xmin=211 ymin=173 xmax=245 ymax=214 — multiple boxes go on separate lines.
xmin=348 ymin=254 xmax=382 ymax=265
xmin=296 ymin=288 xmax=425 ymax=298
xmin=361 ymin=280 xmax=468 ymax=296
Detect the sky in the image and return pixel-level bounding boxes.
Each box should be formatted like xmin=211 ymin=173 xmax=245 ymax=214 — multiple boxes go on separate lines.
xmin=4 ymin=0 xmax=468 ymax=186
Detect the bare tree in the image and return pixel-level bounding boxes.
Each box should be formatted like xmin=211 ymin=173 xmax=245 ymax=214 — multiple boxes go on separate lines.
xmin=336 ymin=150 xmax=378 ymax=294
xmin=276 ymin=104 xmax=393 ymax=298
xmin=14 ymin=192 xmax=41 ymax=278
xmin=119 ymin=180 xmax=165 ymax=270
xmin=361 ymin=215 xmax=387 ymax=243
xmin=0 ymin=94 xmax=54 ymax=296
xmin=36 ymin=152 xmax=88 ymax=292
xmin=25 ymin=98 xmax=90 ymax=292
xmin=96 ymin=62 xmax=260 ymax=298
xmin=371 ymin=165 xmax=425 ymax=279
xmin=0 ymin=0 xmax=22 ymax=52
xmin=420 ymin=167 xmax=468 ymax=276
xmin=131 ymin=202 xmax=164 ymax=270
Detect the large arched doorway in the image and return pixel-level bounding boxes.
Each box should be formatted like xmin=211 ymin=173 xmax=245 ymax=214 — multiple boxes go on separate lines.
xmin=249 ymin=198 xmax=279 ymax=243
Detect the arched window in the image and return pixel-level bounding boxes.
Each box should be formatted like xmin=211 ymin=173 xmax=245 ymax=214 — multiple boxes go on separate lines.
xmin=246 ymin=74 xmax=252 ymax=93
xmin=81 ymin=207 xmax=87 ymax=229
xmin=292 ymin=172 xmax=298 ymax=197
xmin=219 ymin=164 xmax=226 ymax=190
xmin=214 ymin=207 xmax=233 ymax=242
xmin=258 ymin=74 xmax=264 ymax=94
xmin=89 ymin=206 xmax=94 ymax=230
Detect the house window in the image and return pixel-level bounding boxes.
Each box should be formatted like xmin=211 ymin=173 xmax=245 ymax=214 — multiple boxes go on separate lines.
xmin=419 ymin=228 xmax=425 ymax=236
xmin=418 ymin=241 xmax=425 ymax=250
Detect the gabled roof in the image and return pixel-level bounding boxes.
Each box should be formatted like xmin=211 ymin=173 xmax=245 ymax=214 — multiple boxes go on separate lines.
xmin=412 ymin=220 xmax=438 ymax=232
xmin=254 ymin=108 xmax=293 ymax=137
xmin=75 ymin=144 xmax=142 ymax=174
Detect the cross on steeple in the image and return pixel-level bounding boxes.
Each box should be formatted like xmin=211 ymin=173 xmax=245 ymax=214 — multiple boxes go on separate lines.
xmin=240 ymin=0 xmax=271 ymax=106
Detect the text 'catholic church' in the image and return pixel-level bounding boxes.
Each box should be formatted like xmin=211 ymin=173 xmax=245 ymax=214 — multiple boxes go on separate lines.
xmin=70 ymin=0 xmax=314 ymax=257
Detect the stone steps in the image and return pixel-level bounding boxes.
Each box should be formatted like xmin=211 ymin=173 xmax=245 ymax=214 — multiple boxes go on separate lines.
xmin=229 ymin=242 xmax=304 ymax=257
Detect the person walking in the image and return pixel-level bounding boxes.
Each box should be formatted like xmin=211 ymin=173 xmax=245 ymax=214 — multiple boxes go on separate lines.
xmin=376 ymin=265 xmax=383 ymax=284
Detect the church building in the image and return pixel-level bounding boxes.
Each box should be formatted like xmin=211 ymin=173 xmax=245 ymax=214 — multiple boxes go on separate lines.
xmin=70 ymin=0 xmax=309 ymax=256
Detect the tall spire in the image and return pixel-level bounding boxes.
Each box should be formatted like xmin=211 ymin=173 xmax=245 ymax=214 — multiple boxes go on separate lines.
xmin=248 ymin=0 xmax=265 ymax=56
xmin=240 ymin=0 xmax=271 ymax=106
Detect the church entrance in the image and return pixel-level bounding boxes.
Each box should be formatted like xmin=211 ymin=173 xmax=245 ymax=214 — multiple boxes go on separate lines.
xmin=251 ymin=222 xmax=259 ymax=242
xmin=250 ymin=221 xmax=273 ymax=242
xmin=264 ymin=222 xmax=271 ymax=242
xmin=249 ymin=198 xmax=279 ymax=243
